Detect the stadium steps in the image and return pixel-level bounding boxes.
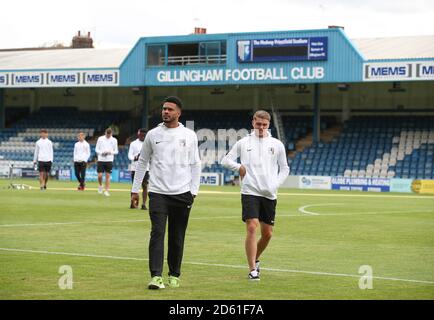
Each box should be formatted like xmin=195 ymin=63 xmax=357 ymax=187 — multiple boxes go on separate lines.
xmin=320 ymin=125 xmax=342 ymax=143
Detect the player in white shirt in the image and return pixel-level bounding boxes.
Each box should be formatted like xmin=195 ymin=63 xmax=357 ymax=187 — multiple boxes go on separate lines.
xmin=128 ymin=128 xmax=149 ymax=210
xmin=95 ymin=128 xmax=118 ymax=196
xmin=131 ymin=96 xmax=201 ymax=290
xmin=73 ymin=132 xmax=91 ymax=191
xmin=221 ymin=110 xmax=289 ymax=281
xmin=33 ymin=129 xmax=54 ymax=191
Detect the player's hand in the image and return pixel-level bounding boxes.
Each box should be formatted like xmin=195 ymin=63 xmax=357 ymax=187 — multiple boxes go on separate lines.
xmin=131 ymin=193 xmax=139 ymax=209
xmin=239 ymin=165 xmax=246 ymax=179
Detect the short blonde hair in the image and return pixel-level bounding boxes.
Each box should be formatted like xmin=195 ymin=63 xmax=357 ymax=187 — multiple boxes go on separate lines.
xmin=253 ymin=110 xmax=271 ymax=121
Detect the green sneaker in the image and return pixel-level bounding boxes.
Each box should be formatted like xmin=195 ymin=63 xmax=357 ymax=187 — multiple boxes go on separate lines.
xmin=148 ymin=276 xmax=165 ymax=290
xmin=167 ymin=275 xmax=180 ymax=288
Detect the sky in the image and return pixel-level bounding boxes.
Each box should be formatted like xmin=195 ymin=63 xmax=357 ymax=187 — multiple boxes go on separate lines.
xmin=1 ymin=0 xmax=433 ymax=49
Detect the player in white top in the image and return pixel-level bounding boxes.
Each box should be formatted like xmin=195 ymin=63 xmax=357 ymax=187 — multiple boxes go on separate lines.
xmin=95 ymin=128 xmax=118 ymax=196
xmin=33 ymin=128 xmax=54 ymax=191
xmin=131 ymin=96 xmax=201 ymax=290
xmin=221 ymin=110 xmax=290 ymax=281
xmin=73 ymin=132 xmax=91 ymax=191
xmin=128 ymin=128 xmax=149 ymax=210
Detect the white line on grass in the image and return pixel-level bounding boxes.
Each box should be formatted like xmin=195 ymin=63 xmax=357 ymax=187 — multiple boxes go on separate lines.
xmin=298 ymin=203 xmax=344 ymax=215
xmin=1 ymin=210 xmax=433 ymax=228
xmin=19 ymin=185 xmax=434 ymax=199
xmin=1 ymin=247 xmax=433 ymax=286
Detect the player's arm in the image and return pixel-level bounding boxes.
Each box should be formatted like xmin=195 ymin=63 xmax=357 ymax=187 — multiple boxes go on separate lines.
xmin=276 ymin=142 xmax=290 ymax=187
xmin=112 ymin=139 xmax=119 ymax=155
xmin=221 ymin=140 xmax=244 ymax=176
xmin=73 ymin=143 xmax=78 ymax=161
xmin=95 ymin=138 xmax=102 ymax=156
xmin=189 ymin=134 xmax=201 ymax=197
xmin=33 ymin=142 xmax=39 ymax=164
xmin=85 ymin=143 xmax=91 ymax=161
xmin=132 ymin=134 xmax=152 ymax=194
xmin=49 ymin=141 xmax=54 ymax=162
xmin=128 ymin=143 xmax=135 ymax=161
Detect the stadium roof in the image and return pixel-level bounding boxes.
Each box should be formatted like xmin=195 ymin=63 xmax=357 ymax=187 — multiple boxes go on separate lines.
xmin=0 ymin=34 xmax=433 ymax=72
xmin=352 ymin=35 xmax=434 ymax=60
xmin=0 ymin=48 xmax=129 ymax=70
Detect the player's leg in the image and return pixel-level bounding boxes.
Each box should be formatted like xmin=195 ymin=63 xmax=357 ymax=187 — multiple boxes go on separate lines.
xmin=130 ymin=171 xmax=137 ymax=208
xmin=37 ymin=162 xmax=44 ymax=189
xmin=141 ymin=171 xmax=149 ymax=210
xmin=104 ymin=172 xmax=111 ymax=195
xmin=241 ymin=194 xmax=261 ymax=280
xmin=74 ymin=162 xmax=81 ymax=189
xmin=148 ymin=192 xmax=169 ymax=289
xmin=43 ymin=162 xmax=51 ymax=189
xmin=166 ymin=192 xmax=193 ymax=286
xmin=103 ymin=162 xmax=112 ymax=195
xmin=255 ymin=197 xmax=276 ymax=276
xmin=256 ymin=222 xmax=273 ymax=261
xmin=245 ymin=218 xmax=259 ymax=272
xmin=97 ymin=162 xmax=103 ymax=193
xmin=80 ymin=162 xmax=86 ymax=189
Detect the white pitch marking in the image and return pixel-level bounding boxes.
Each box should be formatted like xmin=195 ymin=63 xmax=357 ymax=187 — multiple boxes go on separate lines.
xmin=17 ymin=184 xmax=434 ymax=199
xmin=1 ymin=247 xmax=433 ymax=286
xmin=298 ymin=203 xmax=344 ymax=215
xmin=1 ymin=210 xmax=433 ymax=228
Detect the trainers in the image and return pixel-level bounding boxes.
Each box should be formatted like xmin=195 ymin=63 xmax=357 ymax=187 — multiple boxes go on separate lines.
xmin=148 ymin=276 xmax=165 ymax=290
xmin=255 ymin=260 xmax=261 ymax=275
xmin=248 ymin=270 xmax=260 ymax=281
xmin=98 ymin=186 xmax=103 ymax=194
xmin=167 ymin=275 xmax=180 ymax=288
xmin=141 ymin=204 xmax=148 ymax=210
xmin=103 ymin=190 xmax=110 ymax=197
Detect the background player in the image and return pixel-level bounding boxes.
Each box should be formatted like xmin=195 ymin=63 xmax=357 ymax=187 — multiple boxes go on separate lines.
xmin=128 ymin=128 xmax=149 ymax=209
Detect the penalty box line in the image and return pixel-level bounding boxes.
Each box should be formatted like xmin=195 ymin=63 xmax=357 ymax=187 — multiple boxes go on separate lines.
xmin=0 ymin=247 xmax=433 ymax=286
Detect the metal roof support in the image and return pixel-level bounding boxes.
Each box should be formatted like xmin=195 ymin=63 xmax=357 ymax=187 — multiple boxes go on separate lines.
xmin=0 ymin=89 xmax=4 ymax=129
xmin=313 ymin=83 xmax=321 ymax=144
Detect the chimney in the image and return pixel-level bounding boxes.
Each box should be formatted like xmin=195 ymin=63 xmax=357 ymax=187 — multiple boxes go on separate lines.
xmin=72 ymin=31 xmax=94 ymax=48
xmin=194 ymin=27 xmax=207 ymax=34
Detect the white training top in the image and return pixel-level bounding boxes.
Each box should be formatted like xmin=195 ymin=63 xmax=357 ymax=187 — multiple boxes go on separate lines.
xmin=95 ymin=135 xmax=118 ymax=162
xmin=33 ymin=138 xmax=54 ymax=162
xmin=73 ymin=140 xmax=91 ymax=162
xmin=132 ymin=123 xmax=201 ymax=195
xmin=128 ymin=138 xmax=149 ymax=172
xmin=221 ymin=132 xmax=290 ymax=200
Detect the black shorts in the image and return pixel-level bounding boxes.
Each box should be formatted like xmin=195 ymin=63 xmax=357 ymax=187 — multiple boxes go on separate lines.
xmin=241 ymin=194 xmax=277 ymax=226
xmin=148 ymin=191 xmax=194 ymax=215
xmin=38 ymin=161 xmax=52 ymax=173
xmin=97 ymin=161 xmax=113 ymax=174
xmin=131 ymin=171 xmax=149 ymax=187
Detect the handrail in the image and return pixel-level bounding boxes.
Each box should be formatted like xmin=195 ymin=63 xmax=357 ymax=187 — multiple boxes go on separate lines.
xmin=160 ymin=54 xmax=227 ymax=65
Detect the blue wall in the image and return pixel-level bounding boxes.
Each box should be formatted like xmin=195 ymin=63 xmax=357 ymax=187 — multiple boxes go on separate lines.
xmin=120 ymin=28 xmax=364 ymax=87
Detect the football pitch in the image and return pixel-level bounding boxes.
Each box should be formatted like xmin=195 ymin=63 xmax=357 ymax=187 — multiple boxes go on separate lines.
xmin=0 ymin=179 xmax=433 ymax=300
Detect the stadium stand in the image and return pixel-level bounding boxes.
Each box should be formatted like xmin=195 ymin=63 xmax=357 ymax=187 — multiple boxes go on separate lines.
xmin=1 ymin=109 xmax=433 ymax=181
xmin=0 ymin=108 xmax=129 ymax=170
xmin=290 ymin=116 xmax=434 ymax=179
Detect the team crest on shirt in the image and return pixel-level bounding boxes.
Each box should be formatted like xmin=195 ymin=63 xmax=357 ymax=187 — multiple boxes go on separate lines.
xmin=268 ymin=147 xmax=275 ymax=155
xmin=178 ymin=139 xmax=186 ymax=147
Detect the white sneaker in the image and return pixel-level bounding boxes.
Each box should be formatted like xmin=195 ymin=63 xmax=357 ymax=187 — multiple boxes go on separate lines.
xmin=103 ymin=190 xmax=110 ymax=197
xmin=98 ymin=186 xmax=103 ymax=194
xmin=248 ymin=270 xmax=260 ymax=281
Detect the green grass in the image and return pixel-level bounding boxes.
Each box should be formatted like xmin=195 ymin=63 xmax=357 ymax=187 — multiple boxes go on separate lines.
xmin=0 ymin=178 xmax=433 ymax=300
